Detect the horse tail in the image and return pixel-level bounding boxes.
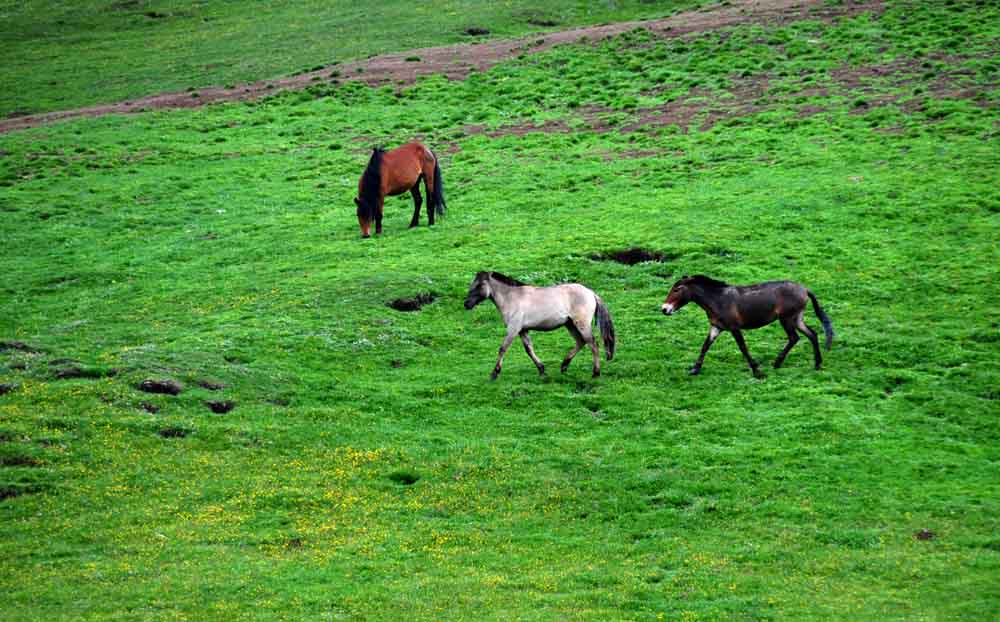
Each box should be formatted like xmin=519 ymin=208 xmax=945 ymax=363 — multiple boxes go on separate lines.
xmin=358 ymin=147 xmax=384 ymax=223
xmin=594 ymin=295 xmax=616 ymax=361
xmin=807 ymin=290 xmax=834 ymax=350
xmin=429 ymin=151 xmax=446 ymax=217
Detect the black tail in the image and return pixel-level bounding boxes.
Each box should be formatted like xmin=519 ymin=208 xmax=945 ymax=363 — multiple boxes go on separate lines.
xmin=595 ymin=296 xmax=616 ymax=361
xmin=807 ymin=290 xmax=834 ymax=350
xmin=429 ymin=152 xmax=446 ymax=217
xmin=357 ymin=147 xmax=384 ymax=223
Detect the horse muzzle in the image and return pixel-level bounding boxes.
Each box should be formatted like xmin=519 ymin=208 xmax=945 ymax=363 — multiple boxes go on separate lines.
xmin=661 ymin=303 xmax=675 ymax=315
xmin=464 ymin=299 xmax=476 ymax=310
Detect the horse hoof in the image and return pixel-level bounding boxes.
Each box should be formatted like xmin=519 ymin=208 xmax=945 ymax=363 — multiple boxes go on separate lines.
xmin=560 ymin=364 xmax=569 ymax=373
xmin=538 ymin=366 xmax=546 ymax=376
xmin=688 ymin=367 xmax=701 ymax=376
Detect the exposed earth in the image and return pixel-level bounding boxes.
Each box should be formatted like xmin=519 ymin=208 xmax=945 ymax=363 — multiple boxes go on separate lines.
xmin=0 ymin=0 xmax=885 ymax=134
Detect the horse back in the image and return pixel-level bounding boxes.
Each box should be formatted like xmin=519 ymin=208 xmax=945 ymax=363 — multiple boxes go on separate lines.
xmin=382 ymin=142 xmax=434 ymax=195
xmin=733 ymin=281 xmax=808 ymax=327
xmin=509 ymin=283 xmax=594 ymax=331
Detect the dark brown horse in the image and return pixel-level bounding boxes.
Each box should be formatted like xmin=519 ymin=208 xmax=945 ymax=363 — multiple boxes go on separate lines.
xmin=661 ymin=275 xmax=833 ymax=378
xmin=354 ymin=142 xmax=446 ymax=237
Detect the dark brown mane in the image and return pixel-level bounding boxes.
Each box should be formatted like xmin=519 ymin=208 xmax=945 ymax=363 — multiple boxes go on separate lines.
xmin=687 ymin=274 xmax=729 ymax=289
xmin=489 ymin=272 xmax=527 ymax=287
xmin=357 ymin=146 xmax=384 ymax=223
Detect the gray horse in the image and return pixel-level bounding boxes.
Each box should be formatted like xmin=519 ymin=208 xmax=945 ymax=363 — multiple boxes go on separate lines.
xmin=464 ymin=271 xmax=616 ymax=380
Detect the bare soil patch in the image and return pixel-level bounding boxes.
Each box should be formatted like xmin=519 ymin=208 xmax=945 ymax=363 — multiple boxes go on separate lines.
xmin=388 ymin=293 xmax=437 ymax=312
xmin=158 ymin=427 xmax=190 ymax=439
xmin=591 ymin=248 xmax=675 ymax=265
xmin=0 ymin=0 xmax=884 ymax=133
xmin=206 ymin=400 xmax=236 ymax=414
xmin=138 ymin=378 xmax=183 ymax=395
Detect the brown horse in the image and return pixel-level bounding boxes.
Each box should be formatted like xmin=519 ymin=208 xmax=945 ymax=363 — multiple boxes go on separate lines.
xmin=354 ymin=142 xmax=446 ymax=238
xmin=661 ymin=275 xmax=833 ymax=378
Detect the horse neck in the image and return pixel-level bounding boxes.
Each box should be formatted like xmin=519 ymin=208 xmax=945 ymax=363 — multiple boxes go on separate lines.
xmin=486 ymin=277 xmax=517 ymax=311
xmin=689 ymin=283 xmax=727 ymax=316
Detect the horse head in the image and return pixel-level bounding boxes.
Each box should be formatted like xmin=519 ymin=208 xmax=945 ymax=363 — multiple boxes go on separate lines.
xmin=662 ymin=276 xmax=694 ymax=315
xmin=464 ymin=272 xmax=492 ymax=309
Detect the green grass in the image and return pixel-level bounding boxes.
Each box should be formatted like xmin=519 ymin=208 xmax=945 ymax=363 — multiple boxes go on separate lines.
xmin=0 ymin=0 xmax=706 ymax=116
xmin=1 ymin=1 xmax=999 ymax=620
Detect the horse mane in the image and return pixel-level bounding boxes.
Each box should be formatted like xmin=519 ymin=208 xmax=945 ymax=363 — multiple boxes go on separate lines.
xmin=687 ymin=274 xmax=729 ymax=289
xmin=357 ymin=147 xmax=384 ymax=222
xmin=488 ymin=271 xmax=527 ymax=287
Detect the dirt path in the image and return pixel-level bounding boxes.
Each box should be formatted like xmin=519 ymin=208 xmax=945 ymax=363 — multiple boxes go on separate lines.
xmin=0 ymin=0 xmax=882 ymax=134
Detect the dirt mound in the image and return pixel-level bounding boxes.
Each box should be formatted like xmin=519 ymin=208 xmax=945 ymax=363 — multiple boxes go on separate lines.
xmin=591 ymin=248 xmax=674 ymax=265
xmin=138 ymin=379 xmax=183 ymax=395
xmin=388 ymin=293 xmax=437 ymax=312
xmin=206 ymin=400 xmax=236 ymax=414
xmin=158 ymin=427 xmax=190 ymax=439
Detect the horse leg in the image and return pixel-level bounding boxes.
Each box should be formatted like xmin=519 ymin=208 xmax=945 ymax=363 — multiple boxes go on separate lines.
xmin=731 ymin=329 xmax=762 ymax=378
xmin=519 ymin=331 xmax=545 ymax=376
xmin=561 ymin=323 xmax=584 ymax=372
xmin=573 ymin=321 xmax=600 ymax=378
xmin=773 ymin=316 xmax=800 ymax=369
xmin=423 ymin=171 xmax=436 ymax=226
xmin=560 ymin=323 xmax=585 ymax=373
xmin=409 ymin=184 xmax=423 ymax=228
xmin=491 ymin=331 xmax=517 ymax=381
xmin=796 ymin=313 xmax=822 ymax=370
xmin=375 ymin=198 xmax=384 ymax=235
xmin=689 ymin=325 xmax=721 ymax=375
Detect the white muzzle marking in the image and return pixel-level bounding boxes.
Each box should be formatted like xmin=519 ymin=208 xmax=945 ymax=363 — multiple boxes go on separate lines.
xmin=662 ymin=303 xmax=674 ymax=315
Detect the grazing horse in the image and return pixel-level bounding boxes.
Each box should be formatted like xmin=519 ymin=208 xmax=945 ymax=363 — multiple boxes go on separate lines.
xmin=661 ymin=275 xmax=833 ymax=378
xmin=464 ymin=271 xmax=616 ymax=380
xmin=354 ymin=142 xmax=446 ymax=238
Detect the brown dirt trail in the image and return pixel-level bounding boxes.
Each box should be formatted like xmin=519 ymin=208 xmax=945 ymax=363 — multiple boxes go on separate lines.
xmin=0 ymin=0 xmax=882 ymax=134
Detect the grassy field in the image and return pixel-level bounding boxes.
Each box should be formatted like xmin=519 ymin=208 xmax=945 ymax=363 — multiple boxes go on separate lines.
xmin=0 ymin=0 xmax=706 ymax=116
xmin=1 ymin=0 xmax=999 ymax=620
